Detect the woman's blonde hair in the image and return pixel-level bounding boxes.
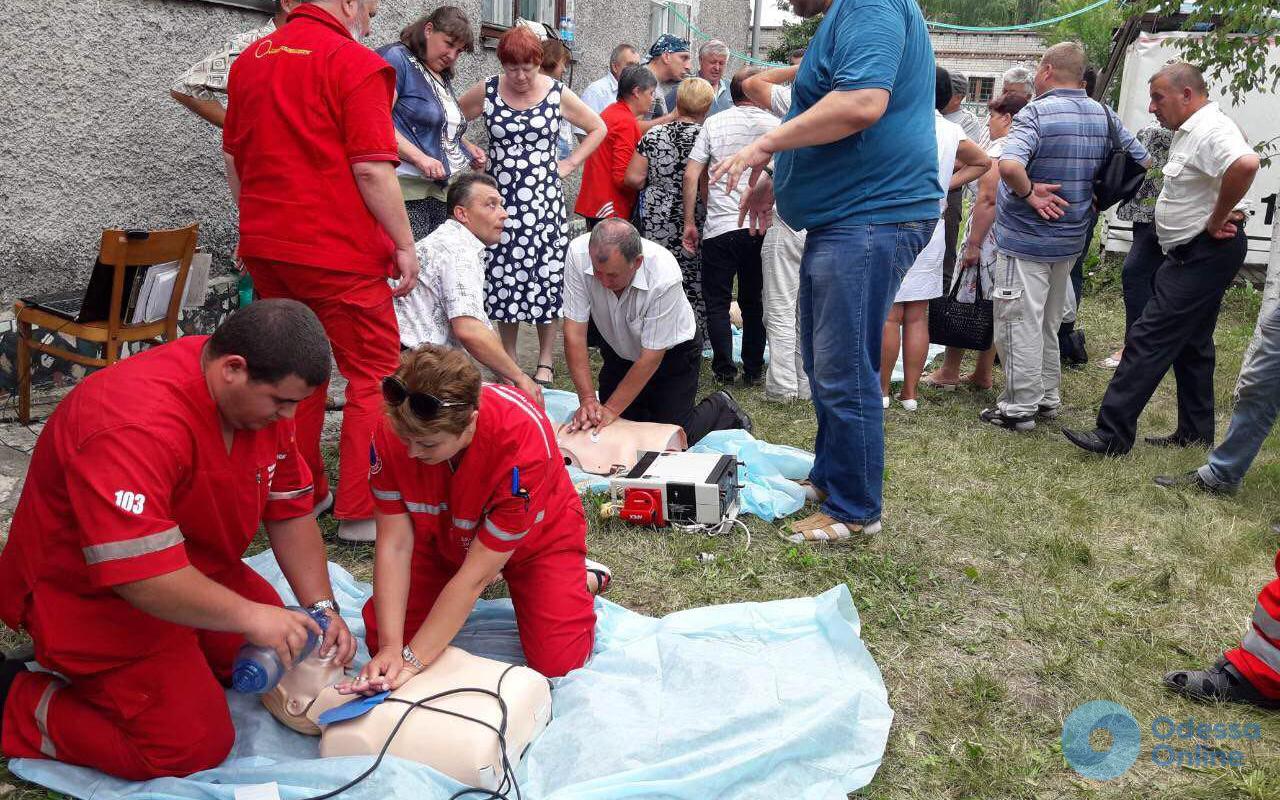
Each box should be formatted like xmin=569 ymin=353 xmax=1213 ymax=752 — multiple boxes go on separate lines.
xmin=676 ymin=77 xmax=714 ymax=117
xmin=386 ymin=345 xmax=481 ymax=441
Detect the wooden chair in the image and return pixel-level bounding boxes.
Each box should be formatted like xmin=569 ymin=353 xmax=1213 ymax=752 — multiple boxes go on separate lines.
xmin=14 ymin=224 xmax=199 ymax=423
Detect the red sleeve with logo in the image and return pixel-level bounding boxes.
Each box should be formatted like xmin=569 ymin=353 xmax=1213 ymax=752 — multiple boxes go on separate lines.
xmin=370 ymin=419 xmax=408 ymax=515
xmin=65 ymin=425 xmax=190 ymax=587
xmin=263 ymin=420 xmax=316 ymax=521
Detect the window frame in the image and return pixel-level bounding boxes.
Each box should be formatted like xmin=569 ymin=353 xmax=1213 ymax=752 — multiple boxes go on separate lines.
xmin=194 ymin=0 xmax=276 ymax=11
xmin=967 ymin=76 xmax=995 ymax=103
xmin=649 ymin=0 xmax=693 ymax=43
xmin=481 ymin=0 xmax=568 ymax=40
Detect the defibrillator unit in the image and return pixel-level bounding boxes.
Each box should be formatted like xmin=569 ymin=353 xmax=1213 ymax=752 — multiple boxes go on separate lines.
xmin=609 ymin=450 xmax=740 ymax=526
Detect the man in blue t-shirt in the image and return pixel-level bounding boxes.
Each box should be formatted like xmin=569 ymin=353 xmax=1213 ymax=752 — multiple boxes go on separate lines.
xmin=712 ymin=0 xmax=940 ymax=541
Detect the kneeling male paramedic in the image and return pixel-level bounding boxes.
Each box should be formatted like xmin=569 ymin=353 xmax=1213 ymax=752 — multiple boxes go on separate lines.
xmin=0 ymin=300 xmax=357 ymax=780
xmin=342 ymin=345 xmax=597 ymax=691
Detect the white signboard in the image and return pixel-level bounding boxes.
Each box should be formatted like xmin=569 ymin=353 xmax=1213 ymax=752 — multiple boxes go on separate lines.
xmin=1106 ymin=32 xmax=1279 ymax=264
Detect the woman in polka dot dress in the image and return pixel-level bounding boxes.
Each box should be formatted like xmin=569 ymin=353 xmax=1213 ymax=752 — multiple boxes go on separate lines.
xmin=458 ymin=26 xmax=604 ymax=388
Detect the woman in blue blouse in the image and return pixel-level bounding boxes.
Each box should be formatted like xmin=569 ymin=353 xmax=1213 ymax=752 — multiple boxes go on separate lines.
xmin=379 ymin=8 xmax=488 ymax=241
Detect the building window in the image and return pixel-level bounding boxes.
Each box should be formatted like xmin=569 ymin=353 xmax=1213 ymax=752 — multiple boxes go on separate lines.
xmin=196 ymin=0 xmax=275 ymax=10
xmin=485 ymin=0 xmax=564 ymax=28
xmin=968 ymin=76 xmax=995 ymax=102
xmin=650 ymin=0 xmax=692 ymax=43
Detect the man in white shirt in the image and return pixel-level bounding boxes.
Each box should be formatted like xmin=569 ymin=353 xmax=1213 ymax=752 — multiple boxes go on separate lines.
xmin=170 ymin=0 xmax=298 ymax=128
xmin=1065 ymin=62 xmax=1260 ymax=456
xmin=562 ymin=220 xmax=751 ymax=443
xmin=395 ymin=174 xmax=543 ymax=405
xmin=683 ymin=69 xmax=780 ymax=385
xmin=577 ymin=43 xmax=640 ymax=130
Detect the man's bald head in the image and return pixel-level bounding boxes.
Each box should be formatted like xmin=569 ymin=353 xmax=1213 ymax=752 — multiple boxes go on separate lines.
xmin=1039 ymin=42 xmax=1087 ymax=87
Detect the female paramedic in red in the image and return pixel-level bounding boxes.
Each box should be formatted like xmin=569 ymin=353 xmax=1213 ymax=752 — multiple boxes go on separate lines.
xmin=341 ymin=345 xmax=601 ymax=690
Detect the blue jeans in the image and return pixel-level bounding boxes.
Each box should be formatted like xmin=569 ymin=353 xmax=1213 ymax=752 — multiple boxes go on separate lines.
xmin=1199 ymin=304 xmax=1280 ymax=489
xmin=800 ymin=219 xmax=934 ymax=524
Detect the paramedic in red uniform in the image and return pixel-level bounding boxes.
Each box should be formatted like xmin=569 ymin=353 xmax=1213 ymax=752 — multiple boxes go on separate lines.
xmin=223 ymin=0 xmax=418 ymax=542
xmin=338 ymin=345 xmax=600 ymax=691
xmin=0 ymin=300 xmax=357 ymax=780
xmin=1163 ymin=550 xmax=1280 ymax=710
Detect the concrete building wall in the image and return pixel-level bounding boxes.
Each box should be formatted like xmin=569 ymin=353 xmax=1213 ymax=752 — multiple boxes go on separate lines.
xmin=930 ymin=30 xmax=1046 ymax=113
xmin=0 ymin=0 xmax=747 ymax=305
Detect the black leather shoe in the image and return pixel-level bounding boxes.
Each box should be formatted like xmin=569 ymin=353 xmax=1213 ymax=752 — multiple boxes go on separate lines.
xmin=1153 ymin=470 xmax=1237 ymax=496
xmin=1144 ymin=432 xmax=1212 ymax=448
xmin=1063 ymin=428 xmax=1125 ymax=456
xmin=713 ymin=389 xmax=753 ymax=434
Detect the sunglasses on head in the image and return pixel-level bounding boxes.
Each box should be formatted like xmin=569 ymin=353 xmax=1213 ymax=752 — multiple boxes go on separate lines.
xmin=381 ymin=376 xmax=471 ymax=421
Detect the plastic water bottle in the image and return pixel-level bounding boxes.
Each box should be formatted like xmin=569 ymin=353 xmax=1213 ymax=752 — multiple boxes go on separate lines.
xmin=237 ymin=272 xmax=254 ymax=308
xmin=231 ymin=606 xmax=330 ymax=694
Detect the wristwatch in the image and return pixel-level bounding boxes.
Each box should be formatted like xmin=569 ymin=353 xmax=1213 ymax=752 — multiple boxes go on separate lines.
xmin=308 ymin=598 xmax=340 ymax=616
xmin=402 ymin=644 xmax=426 ymax=672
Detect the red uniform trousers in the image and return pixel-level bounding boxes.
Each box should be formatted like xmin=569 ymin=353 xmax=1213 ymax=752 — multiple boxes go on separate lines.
xmin=363 ymin=543 xmax=596 ymax=679
xmin=1225 ymin=549 xmax=1280 ymax=699
xmin=245 ymin=259 xmax=401 ymax=520
xmin=1 ymin=563 xmax=282 ymax=779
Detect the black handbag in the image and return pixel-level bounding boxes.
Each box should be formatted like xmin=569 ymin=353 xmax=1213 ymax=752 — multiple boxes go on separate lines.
xmin=929 ymin=268 xmax=993 ymax=351
xmin=1093 ymin=108 xmax=1147 ymax=212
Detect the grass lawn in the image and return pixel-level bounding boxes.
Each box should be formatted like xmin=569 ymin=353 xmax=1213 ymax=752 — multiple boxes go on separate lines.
xmin=4 ymin=284 xmax=1280 ymax=799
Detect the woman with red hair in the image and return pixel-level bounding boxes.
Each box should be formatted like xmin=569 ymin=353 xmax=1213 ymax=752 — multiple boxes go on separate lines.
xmin=459 ymin=27 xmax=604 ymax=390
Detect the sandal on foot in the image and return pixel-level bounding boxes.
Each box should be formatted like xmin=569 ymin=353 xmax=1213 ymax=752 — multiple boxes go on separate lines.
xmin=920 ymin=374 xmax=959 ymax=391
xmin=960 ymin=374 xmax=993 ymax=390
xmin=785 ymin=512 xmax=882 ymax=543
xmin=585 ymin=558 xmax=612 ymax=595
xmin=1162 ymin=657 xmax=1280 ymax=709
xmin=532 ymin=363 xmax=555 ymax=388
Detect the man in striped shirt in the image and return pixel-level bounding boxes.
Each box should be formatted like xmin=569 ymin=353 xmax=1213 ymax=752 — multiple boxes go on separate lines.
xmin=981 ymin=42 xmax=1147 ymax=431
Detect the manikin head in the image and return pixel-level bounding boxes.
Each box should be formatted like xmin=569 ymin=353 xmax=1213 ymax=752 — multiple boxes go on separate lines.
xmin=204 ymin=299 xmax=331 ymax=431
xmin=307 ymin=0 xmax=380 ymax=39
xmin=1148 ymin=61 xmax=1210 ymax=131
xmin=386 ymin=346 xmax=481 ymax=465
xmin=697 ymin=40 xmax=729 ymax=85
xmin=448 ymin=173 xmax=508 ymax=247
xmin=609 ymin=43 xmax=640 ymax=79
xmin=588 ymin=219 xmax=645 ymax=294
xmin=1034 ymin=42 xmax=1086 ymax=95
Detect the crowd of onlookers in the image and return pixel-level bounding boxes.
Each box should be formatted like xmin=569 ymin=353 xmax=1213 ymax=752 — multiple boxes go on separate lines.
xmin=165 ymin=0 xmax=1279 ymax=708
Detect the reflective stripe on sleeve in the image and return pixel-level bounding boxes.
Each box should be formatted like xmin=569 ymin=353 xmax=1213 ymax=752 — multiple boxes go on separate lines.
xmin=453 ymin=517 xmax=478 ymax=530
xmin=1242 ymin=628 xmax=1280 ymax=675
xmin=372 ymin=489 xmax=403 ymax=501
xmin=82 ymin=527 xmax=184 ymax=565
xmin=267 ymin=485 xmax=314 ymax=501
xmin=1253 ymin=602 xmax=1280 ymax=640
xmin=483 ymin=510 xmax=544 ymax=542
xmin=404 ymin=501 xmax=448 ymax=515
xmin=35 ymin=680 xmax=64 ymax=758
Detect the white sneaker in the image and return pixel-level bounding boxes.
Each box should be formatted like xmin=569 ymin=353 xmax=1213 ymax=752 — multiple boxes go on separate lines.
xmin=900 ymin=398 xmax=918 ymax=412
xmin=337 ymin=518 xmax=376 ymax=543
xmin=311 ymin=490 xmax=335 ymax=518
xmin=882 ymin=396 xmax=891 ymax=409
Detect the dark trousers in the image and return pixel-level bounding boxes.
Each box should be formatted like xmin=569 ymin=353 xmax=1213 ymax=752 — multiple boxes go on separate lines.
xmin=941 ymin=187 xmax=964 ymax=290
xmin=1121 ymin=221 xmax=1161 ymax=334
xmin=1095 ymin=230 xmax=1247 ymax=451
xmin=597 ymin=335 xmax=736 ymax=444
xmin=701 ymin=228 xmax=765 ymax=380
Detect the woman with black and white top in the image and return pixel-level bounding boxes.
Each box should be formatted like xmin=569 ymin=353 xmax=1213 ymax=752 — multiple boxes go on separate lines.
xmin=378 ymin=8 xmax=488 ymax=242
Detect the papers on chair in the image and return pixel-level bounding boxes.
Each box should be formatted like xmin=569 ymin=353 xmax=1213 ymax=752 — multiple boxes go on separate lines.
xmin=130 ymin=262 xmax=179 ymax=324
